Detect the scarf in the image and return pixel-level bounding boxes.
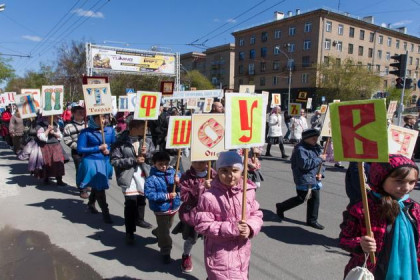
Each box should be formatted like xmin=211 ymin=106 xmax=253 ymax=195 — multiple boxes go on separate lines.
xmin=88 ymin=116 xmax=100 ymax=129
xmin=386 ymin=194 xmax=420 ymax=280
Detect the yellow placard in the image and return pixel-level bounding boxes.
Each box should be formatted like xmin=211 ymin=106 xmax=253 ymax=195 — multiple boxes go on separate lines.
xmin=134 ymin=91 xmax=161 ymax=120
xmin=288 ymin=103 xmax=302 ymax=116
xmin=166 ymin=116 xmax=192 ymax=149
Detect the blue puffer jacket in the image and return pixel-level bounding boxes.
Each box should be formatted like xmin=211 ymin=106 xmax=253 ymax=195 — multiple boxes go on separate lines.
xmin=291 ymin=140 xmax=324 ymax=186
xmin=145 ymin=167 xmax=181 ymax=214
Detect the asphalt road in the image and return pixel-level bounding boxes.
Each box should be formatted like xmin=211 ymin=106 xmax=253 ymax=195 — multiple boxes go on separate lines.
xmin=1 ymin=140 xmax=420 ymax=280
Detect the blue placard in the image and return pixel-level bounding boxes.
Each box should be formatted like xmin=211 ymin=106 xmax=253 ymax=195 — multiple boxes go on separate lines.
xmin=126 ymin=88 xmax=135 ymax=94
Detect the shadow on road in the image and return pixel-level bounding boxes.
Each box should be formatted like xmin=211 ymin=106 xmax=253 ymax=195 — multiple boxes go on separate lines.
xmin=27 ymin=198 xmax=199 ymax=280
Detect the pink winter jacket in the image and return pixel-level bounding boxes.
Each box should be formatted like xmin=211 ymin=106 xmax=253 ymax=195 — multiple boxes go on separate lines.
xmin=195 ymin=177 xmax=263 ymax=280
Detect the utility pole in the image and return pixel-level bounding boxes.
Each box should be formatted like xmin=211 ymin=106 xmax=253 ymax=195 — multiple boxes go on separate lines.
xmin=398 ymin=51 xmax=408 ymax=126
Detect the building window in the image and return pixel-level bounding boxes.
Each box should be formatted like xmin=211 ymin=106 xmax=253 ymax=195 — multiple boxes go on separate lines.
xmin=249 ymin=49 xmax=255 ymax=59
xmin=288 ymin=43 xmax=295 ymax=52
xmin=261 ymin=32 xmax=268 ymax=42
xmin=260 ymin=77 xmax=265 ymax=86
xmin=376 ymin=65 xmax=380 ymax=72
xmin=369 ymin=32 xmax=374 ymax=42
xmin=302 ymin=73 xmax=308 ymax=84
xmin=336 ymin=41 xmax=343 ymax=52
xmin=377 ymin=50 xmax=382 ymax=59
xmin=260 ymin=62 xmax=266 ymax=72
xmin=368 ymin=48 xmax=373 ymax=58
xmin=396 ymin=40 xmax=400 ymax=49
xmin=411 ymin=43 xmax=414 ymax=52
xmin=409 ymin=56 xmax=413 ymax=65
xmin=302 ymin=56 xmax=310 ymax=67
xmin=304 ymin=22 xmax=312 ymax=32
xmin=386 ymin=52 xmax=390 ymax=61
xmin=325 ymin=39 xmax=331 ymax=50
xmin=274 ymin=45 xmax=280 ymax=55
xmin=273 ymin=76 xmax=278 ymax=85
xmin=387 ymin=37 xmax=392 ymax=47
xmin=358 ymin=46 xmax=364 ymax=56
xmin=404 ymin=42 xmax=407 ymax=50
xmin=239 ymin=52 xmax=245 ymax=61
xmin=378 ymin=35 xmax=383 ymax=44
xmin=250 ymin=36 xmax=255 ymax=45
xmin=248 ymin=63 xmax=255 ymax=75
xmin=324 ymin=56 xmax=330 ymax=65
xmin=261 ymin=47 xmax=267 ymax=57
xmin=338 ymin=24 xmax=344 ymax=35
xmin=349 ymin=27 xmax=355 ymax=38
xmin=348 ymin=43 xmax=354 ymax=54
xmin=303 ymin=40 xmax=311 ymax=50
xmin=239 ymin=39 xmax=244 ymax=46
xmin=289 ymin=27 xmax=296 ymax=36
xmin=238 ymin=65 xmax=244 ymax=74
xmin=360 ymin=30 xmax=365 ymax=40
xmin=408 ymin=70 xmax=412 ymax=77
xmin=416 ymin=58 xmax=419 ymax=67
xmin=385 ymin=66 xmax=389 ymax=75
xmin=273 ymin=61 xmax=280 ymax=70
xmin=326 ymin=21 xmax=332 ymax=32
xmin=274 ymin=30 xmax=281 ymax=39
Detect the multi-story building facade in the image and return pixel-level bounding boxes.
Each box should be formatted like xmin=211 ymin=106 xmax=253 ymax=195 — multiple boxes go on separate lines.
xmin=232 ymin=9 xmax=420 ymax=106
xmin=180 ymin=43 xmax=235 ymax=90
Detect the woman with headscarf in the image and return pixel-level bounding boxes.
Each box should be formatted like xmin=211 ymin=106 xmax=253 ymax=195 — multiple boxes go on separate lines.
xmin=77 ymin=115 xmax=116 ymax=224
xmin=36 ymin=115 xmax=66 ymax=185
xmin=265 ymin=106 xmax=289 ymax=159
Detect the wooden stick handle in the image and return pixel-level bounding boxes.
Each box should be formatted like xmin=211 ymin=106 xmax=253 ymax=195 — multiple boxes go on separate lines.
xmin=358 ymin=162 xmax=376 ymax=264
xmin=143 ymin=120 xmax=148 ymax=148
xmin=173 ymin=149 xmax=182 ymax=193
xmin=99 ymin=114 xmax=105 ymax=144
xmin=207 ymin=160 xmax=212 ymax=180
xmin=317 ymin=137 xmax=330 ymax=176
xmin=50 ymin=115 xmax=53 ymax=127
xmin=241 ymin=148 xmax=249 ymax=222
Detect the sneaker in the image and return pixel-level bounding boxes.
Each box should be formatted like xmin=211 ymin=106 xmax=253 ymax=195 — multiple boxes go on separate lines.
xmin=162 ymin=254 xmax=171 ymax=264
xmin=275 ymin=203 xmax=284 ymax=221
xmin=136 ymin=220 xmax=153 ymax=229
xmin=181 ymin=254 xmax=193 ymax=273
xmin=88 ymin=203 xmax=99 ymax=214
xmin=282 ymin=155 xmax=289 ymax=159
xmin=125 ymin=233 xmax=135 ymax=245
xmin=334 ymin=163 xmax=345 ymax=169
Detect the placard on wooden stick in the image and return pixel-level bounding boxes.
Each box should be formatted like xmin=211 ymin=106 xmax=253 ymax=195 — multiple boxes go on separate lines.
xmin=134 ymin=91 xmax=161 ymax=120
xmin=191 ymin=114 xmax=225 ymax=161
xmin=15 ymin=93 xmax=39 ymax=119
xmin=82 ymin=83 xmax=113 ymax=116
xmin=166 ymin=116 xmax=192 ymax=149
xmin=388 ymin=125 xmax=419 ymax=158
xmin=288 ymin=103 xmax=302 ymax=117
xmin=41 ymin=85 xmax=64 ymax=116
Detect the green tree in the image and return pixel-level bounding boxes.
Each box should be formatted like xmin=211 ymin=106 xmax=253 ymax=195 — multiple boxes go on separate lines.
xmin=385 ymin=87 xmax=412 ymax=107
xmin=0 ymin=57 xmax=15 ymax=85
xmin=182 ymin=70 xmax=214 ymax=90
xmin=316 ymin=57 xmax=382 ymax=102
xmin=5 ymin=64 xmax=54 ymax=91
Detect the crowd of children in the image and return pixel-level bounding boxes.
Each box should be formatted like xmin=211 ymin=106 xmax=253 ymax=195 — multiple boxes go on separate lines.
xmin=1 ymin=101 xmax=420 ymax=279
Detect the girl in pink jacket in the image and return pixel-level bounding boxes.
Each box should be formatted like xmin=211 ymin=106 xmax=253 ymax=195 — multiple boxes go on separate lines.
xmin=195 ymin=151 xmax=263 ymax=280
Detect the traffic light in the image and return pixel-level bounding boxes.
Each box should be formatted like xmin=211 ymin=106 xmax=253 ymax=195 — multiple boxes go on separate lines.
xmin=390 ymin=54 xmax=407 ymax=77
xmin=396 ymin=78 xmax=404 ymax=89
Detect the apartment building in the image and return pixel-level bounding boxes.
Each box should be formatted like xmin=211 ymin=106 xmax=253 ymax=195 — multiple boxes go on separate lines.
xmin=180 ymin=43 xmax=235 ymax=90
xmin=232 ymin=9 xmax=420 ymax=106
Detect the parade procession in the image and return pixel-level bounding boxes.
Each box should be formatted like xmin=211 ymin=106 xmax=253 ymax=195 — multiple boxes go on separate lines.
xmin=2 ymin=1 xmax=420 ymax=279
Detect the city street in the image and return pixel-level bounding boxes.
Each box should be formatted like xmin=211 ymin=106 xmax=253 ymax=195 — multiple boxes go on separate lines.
xmin=3 ymin=140 xmax=418 ymax=280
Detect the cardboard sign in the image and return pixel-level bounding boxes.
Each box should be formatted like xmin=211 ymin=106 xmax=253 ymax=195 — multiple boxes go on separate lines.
xmin=320 ymin=106 xmax=331 ymax=137
xmin=111 ymin=96 xmax=117 ymax=112
xmin=330 ymin=99 xmax=388 ymax=162
xmin=0 ymin=92 xmax=16 ymax=106
xmin=15 ymin=93 xmax=38 ymax=119
xmin=388 ymin=125 xmax=419 ymax=158
xmin=41 ymin=85 xmax=64 ymax=116
xmin=225 ymin=93 xmax=267 ymax=149
xmin=271 ymin=93 xmax=281 ymax=108
xmin=22 ymin=89 xmax=42 ymax=109
xmin=239 ymin=85 xmax=255 ymax=94
xmin=288 ymin=103 xmax=302 ymax=116
xmin=166 ymin=116 xmax=192 ymax=149
xmin=203 ymin=98 xmax=214 ymax=113
xmin=82 ymin=83 xmax=112 ymax=116
xmin=134 ymin=91 xmax=161 ymax=120
xmin=387 ymin=100 xmax=398 ymax=119
xmin=306 ymin=98 xmax=313 ymax=109
xmin=127 ymin=93 xmax=137 ymax=112
xmin=161 ymin=81 xmax=174 ymax=95
xmin=296 ymin=91 xmax=308 ymax=102
xmin=118 ymin=96 xmax=129 ymax=112
xmin=333 ymin=99 xmax=341 ymax=103
xmin=191 ymin=114 xmax=225 ymax=161
xmin=320 ymin=104 xmax=328 ymax=114
xmin=187 ymin=98 xmax=198 ymax=109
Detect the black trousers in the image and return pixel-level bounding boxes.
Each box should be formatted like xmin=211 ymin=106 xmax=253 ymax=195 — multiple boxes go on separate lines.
xmin=277 ymin=189 xmax=320 ymax=223
xmin=89 ymin=189 xmax=108 ymax=213
xmin=124 ymin=195 xmax=146 ymax=234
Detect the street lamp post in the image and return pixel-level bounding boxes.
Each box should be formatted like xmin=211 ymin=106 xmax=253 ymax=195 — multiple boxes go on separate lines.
xmin=275 ymin=46 xmax=292 ymax=108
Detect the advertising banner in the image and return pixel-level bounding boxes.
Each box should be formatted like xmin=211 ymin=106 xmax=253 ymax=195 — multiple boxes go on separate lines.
xmin=166 ymin=116 xmax=192 ymax=149
xmin=330 ymin=99 xmax=388 ymax=162
xmin=134 ymin=91 xmax=161 ymax=120
xmin=82 ymin=83 xmax=113 ymax=116
xmin=191 ymin=114 xmax=225 ymax=161
xmin=89 ymin=45 xmax=176 ymax=75
xmin=388 ymin=125 xmax=419 ymax=158
xmin=225 ymin=93 xmax=267 ymax=149
xmin=41 ymin=85 xmax=64 ymax=116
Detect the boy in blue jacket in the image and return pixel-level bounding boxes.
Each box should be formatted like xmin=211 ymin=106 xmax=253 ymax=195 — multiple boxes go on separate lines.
xmin=145 ymin=151 xmax=180 ymax=264
xmin=275 ymin=128 xmax=326 ymax=230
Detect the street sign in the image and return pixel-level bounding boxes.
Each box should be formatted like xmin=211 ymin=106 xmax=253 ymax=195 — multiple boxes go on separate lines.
xmin=125 ymin=88 xmax=135 ymax=94
xmin=321 ymin=96 xmax=325 ymax=102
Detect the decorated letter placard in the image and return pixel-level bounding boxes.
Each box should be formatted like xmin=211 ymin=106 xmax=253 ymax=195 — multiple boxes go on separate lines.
xmin=203 ymin=98 xmax=214 ymax=113
xmin=127 ymin=93 xmax=137 ymax=112
xmin=118 ymin=96 xmax=129 ymax=112
xmin=186 ymin=98 xmax=198 ymax=109
xmin=134 ymin=91 xmax=161 ymax=120
xmin=388 ymin=125 xmax=419 ymax=158
xmin=225 ymin=93 xmax=267 ymax=149
xmin=319 ymin=104 xmax=328 ymax=114
xmin=166 ymin=116 xmax=192 ymax=149
xmin=41 ymin=85 xmax=64 ymax=116
xmin=320 ymin=106 xmax=331 ymax=137
xmin=288 ymin=103 xmax=302 ymax=116
xmin=82 ymin=83 xmax=112 ymax=116
xmin=306 ymin=98 xmax=313 ymax=109
xmin=330 ymin=99 xmax=388 ymax=162
xmin=271 ymin=93 xmax=281 ymax=108
xmin=191 ymin=114 xmax=225 ymax=161
xmin=15 ymin=92 xmax=38 ymax=119
xmin=22 ymin=89 xmax=42 ymax=109
xmin=239 ymin=85 xmax=255 ymax=94
xmin=387 ymin=100 xmax=398 ymax=119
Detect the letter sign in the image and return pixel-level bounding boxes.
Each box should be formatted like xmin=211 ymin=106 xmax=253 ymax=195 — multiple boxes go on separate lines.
xmin=134 ymin=91 xmax=161 ymax=120
xmin=166 ymin=116 xmax=192 ymax=149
